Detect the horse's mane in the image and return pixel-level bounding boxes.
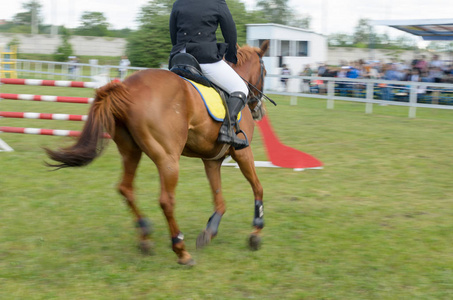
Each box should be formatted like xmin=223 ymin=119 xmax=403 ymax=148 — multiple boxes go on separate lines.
xmin=236 ymin=45 xmax=259 ymax=66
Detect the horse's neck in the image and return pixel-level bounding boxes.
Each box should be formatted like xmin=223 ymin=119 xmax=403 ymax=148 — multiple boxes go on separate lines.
xmin=233 ymin=67 xmax=250 ymax=83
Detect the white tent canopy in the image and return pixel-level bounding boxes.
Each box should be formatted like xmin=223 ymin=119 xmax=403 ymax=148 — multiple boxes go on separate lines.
xmin=371 ymin=18 xmax=453 ymax=41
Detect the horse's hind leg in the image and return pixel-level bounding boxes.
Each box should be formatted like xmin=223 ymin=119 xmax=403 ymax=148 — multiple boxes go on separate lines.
xmin=196 ymin=159 xmax=225 ymax=249
xmin=115 ymin=128 xmax=153 ymax=254
xmin=155 ymin=157 xmax=194 ymax=266
xmin=232 ymin=149 xmax=264 ymax=251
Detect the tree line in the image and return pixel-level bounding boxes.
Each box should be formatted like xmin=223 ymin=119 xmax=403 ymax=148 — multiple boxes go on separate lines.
xmin=1 ymin=0 xmax=451 ymax=67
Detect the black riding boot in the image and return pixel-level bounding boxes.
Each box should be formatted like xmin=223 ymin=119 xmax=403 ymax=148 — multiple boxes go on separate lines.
xmin=217 ymin=91 xmax=249 ymax=150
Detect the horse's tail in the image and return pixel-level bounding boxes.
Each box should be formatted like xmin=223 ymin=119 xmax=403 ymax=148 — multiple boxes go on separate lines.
xmin=45 ymin=81 xmax=131 ymax=169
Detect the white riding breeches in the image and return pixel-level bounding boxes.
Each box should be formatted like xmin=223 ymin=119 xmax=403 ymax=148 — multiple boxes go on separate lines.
xmin=200 ymin=60 xmax=249 ymax=96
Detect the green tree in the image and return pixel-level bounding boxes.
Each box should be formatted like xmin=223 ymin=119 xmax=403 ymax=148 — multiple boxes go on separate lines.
xmin=53 ymin=28 xmax=74 ymax=62
xmin=290 ymin=14 xmax=311 ymax=29
xmin=349 ymin=18 xmax=415 ymax=49
xmin=137 ymin=0 xmax=173 ymax=24
xmin=126 ymin=0 xmax=260 ymax=68
xmin=0 ymin=22 xmax=30 ymax=34
xmin=256 ymin=0 xmax=292 ymax=25
xmin=127 ymin=0 xmax=173 ymax=68
xmin=328 ymin=33 xmax=354 ymax=47
xmin=427 ymin=41 xmax=453 ymax=52
xmin=75 ymin=11 xmax=110 ymax=36
xmin=12 ymin=0 xmax=43 ymax=25
xmin=217 ymin=0 xmax=265 ymax=45
xmin=12 ymin=0 xmax=42 ymax=33
xmin=109 ymin=28 xmax=133 ymax=38
xmin=352 ymin=18 xmax=373 ymax=45
xmin=7 ymin=37 xmax=21 ymax=52
xmin=254 ymin=0 xmax=310 ymax=29
xmin=392 ymin=35 xmax=417 ymax=50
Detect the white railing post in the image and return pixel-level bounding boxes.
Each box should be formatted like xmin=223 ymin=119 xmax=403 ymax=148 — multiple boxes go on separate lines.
xmin=24 ymin=61 xmax=30 ymax=77
xmin=327 ymin=80 xmax=335 ymax=109
xmin=409 ymin=83 xmax=417 ymax=118
xmin=91 ymin=65 xmax=98 ymax=78
xmin=62 ymin=64 xmax=68 ymax=80
xmin=48 ymin=63 xmax=54 ymax=79
xmin=36 ymin=62 xmax=42 ymax=77
xmin=16 ymin=60 xmax=21 ymax=77
xmin=365 ymin=82 xmax=374 ymax=114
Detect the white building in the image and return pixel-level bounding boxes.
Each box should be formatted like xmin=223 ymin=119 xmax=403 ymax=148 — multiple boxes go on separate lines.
xmin=246 ymin=23 xmax=327 ymax=92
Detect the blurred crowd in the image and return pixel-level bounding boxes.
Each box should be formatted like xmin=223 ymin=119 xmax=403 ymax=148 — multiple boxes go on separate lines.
xmin=307 ymin=54 xmax=453 ymax=84
xmin=287 ymin=55 xmax=453 ymax=101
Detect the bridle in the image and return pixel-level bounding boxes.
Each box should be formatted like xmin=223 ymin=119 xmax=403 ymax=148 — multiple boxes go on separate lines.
xmin=240 ymin=54 xmax=277 ymax=107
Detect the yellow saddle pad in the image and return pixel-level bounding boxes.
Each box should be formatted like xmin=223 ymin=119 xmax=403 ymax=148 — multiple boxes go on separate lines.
xmin=182 ymin=78 xmax=241 ymax=122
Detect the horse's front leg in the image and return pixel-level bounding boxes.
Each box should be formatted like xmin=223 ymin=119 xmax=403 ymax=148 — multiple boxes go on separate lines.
xmin=232 ymin=149 xmax=264 ymax=250
xmin=196 ymin=159 xmax=226 ymax=249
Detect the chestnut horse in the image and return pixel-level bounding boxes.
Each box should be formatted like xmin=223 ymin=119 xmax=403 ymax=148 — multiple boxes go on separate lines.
xmin=45 ymin=41 xmax=269 ymax=265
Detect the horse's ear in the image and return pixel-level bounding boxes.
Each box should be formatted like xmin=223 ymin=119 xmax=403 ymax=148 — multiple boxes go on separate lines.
xmin=236 ymin=43 xmax=241 ymax=50
xmin=259 ymin=40 xmax=270 ymax=57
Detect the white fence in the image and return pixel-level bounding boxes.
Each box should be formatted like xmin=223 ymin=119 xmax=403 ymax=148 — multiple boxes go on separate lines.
xmin=12 ymin=59 xmax=147 ymax=82
xmin=2 ymin=59 xmax=452 ymax=119
xmin=265 ymin=74 xmax=453 ymax=118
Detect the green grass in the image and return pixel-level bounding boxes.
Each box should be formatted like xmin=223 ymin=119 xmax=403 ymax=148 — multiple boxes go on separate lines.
xmin=1 ymin=86 xmax=453 ymax=299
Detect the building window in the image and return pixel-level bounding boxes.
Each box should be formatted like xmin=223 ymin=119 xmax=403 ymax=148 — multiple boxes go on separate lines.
xmin=281 ymin=40 xmax=290 ymax=57
xmin=296 ymin=41 xmax=308 ymax=57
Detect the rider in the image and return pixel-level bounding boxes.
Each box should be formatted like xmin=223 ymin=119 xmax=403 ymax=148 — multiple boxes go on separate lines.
xmin=169 ymin=0 xmax=249 ymax=150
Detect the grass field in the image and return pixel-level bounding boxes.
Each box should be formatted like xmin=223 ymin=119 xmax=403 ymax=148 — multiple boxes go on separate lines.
xmin=1 ymin=84 xmax=452 ymax=299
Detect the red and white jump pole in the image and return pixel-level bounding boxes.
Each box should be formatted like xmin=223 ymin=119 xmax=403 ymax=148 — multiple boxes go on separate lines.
xmin=0 ymin=111 xmax=87 ymax=121
xmin=0 ymin=93 xmax=94 ymax=104
xmin=0 ymin=126 xmax=110 ymax=138
xmin=0 ymin=78 xmax=98 ymax=88
xmin=1 ymin=78 xmax=323 ymax=169
xmin=0 ymin=78 xmax=102 ymax=151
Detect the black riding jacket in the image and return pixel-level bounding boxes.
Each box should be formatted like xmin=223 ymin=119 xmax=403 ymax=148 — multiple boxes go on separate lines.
xmin=169 ymin=0 xmax=238 ymax=64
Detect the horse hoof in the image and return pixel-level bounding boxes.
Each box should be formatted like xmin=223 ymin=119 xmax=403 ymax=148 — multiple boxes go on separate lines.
xmin=177 ymin=257 xmax=196 ymax=266
xmin=248 ymin=234 xmax=261 ymax=251
xmin=136 ymin=218 xmax=153 ymax=237
xmin=196 ymin=230 xmax=212 ymax=249
xmin=138 ymin=240 xmax=155 ymax=255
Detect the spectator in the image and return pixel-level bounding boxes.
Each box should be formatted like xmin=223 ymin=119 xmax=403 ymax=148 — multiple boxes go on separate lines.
xmin=381 ymin=63 xmax=401 ymax=101
xmin=420 ymin=70 xmax=433 ymax=82
xmin=429 ymin=55 xmax=444 ymax=83
xmin=407 ymin=68 xmax=421 ymax=82
xmin=368 ymin=62 xmax=381 ymax=79
xmin=384 ymin=63 xmax=402 ymax=81
xmin=299 ymin=64 xmax=312 ymax=93
xmin=280 ymin=64 xmax=291 ymax=91
xmin=414 ymin=55 xmax=428 ymax=73
xmin=346 ymin=65 xmax=360 ymax=79
xmin=444 ymin=64 xmax=453 ymax=83
xmin=337 ymin=66 xmax=349 ymax=96
xmin=317 ymin=63 xmax=327 ymax=76
xmin=68 ymin=56 xmax=79 ymax=80
xmin=407 ymin=68 xmax=426 ymax=99
xmin=411 ymin=57 xmax=419 ymax=69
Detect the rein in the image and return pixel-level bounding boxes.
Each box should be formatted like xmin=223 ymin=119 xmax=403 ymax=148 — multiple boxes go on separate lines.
xmin=240 ymin=56 xmax=277 ymax=106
